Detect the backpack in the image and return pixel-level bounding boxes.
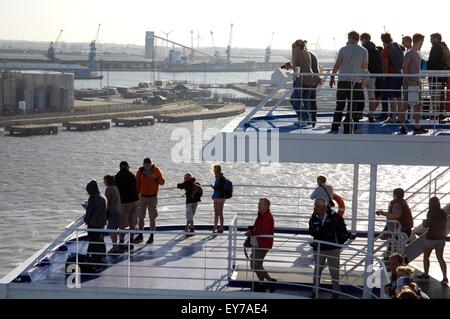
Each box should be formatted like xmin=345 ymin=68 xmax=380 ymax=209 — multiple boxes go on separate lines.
xmin=191 ymin=182 xmax=203 ymax=202
xmin=440 ymin=43 xmax=450 ymax=69
xmin=389 ymin=43 xmax=405 ymax=73
xmin=335 ymin=214 xmax=350 ymax=245
xmin=223 ymin=178 xmax=233 ymax=199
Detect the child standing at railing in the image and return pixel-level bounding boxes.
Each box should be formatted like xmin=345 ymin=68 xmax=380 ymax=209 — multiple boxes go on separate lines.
xmin=177 ymin=173 xmax=203 ymax=233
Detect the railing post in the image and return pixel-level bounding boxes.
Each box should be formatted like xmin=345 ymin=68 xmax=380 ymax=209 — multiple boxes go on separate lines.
xmin=128 ymin=230 xmax=131 ymax=288
xmin=227 ymin=224 xmax=233 ymax=279
xmin=233 ymin=218 xmax=237 ymax=270
xmin=364 ymin=164 xmax=377 ymax=299
xmin=351 ymin=164 xmax=359 ymax=234
xmin=75 ymin=229 xmax=80 ymax=288
xmin=314 ymin=243 xmax=321 ymax=299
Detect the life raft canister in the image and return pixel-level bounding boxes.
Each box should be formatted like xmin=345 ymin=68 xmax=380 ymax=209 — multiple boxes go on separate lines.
xmin=332 ymin=193 xmax=345 ymax=216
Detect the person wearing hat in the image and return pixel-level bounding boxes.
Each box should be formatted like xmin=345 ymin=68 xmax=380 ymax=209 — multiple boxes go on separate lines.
xmin=135 ymin=158 xmax=166 ymax=244
xmin=115 ymin=161 xmax=139 ymax=248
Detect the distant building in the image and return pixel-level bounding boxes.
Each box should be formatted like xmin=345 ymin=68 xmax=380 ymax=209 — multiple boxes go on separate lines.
xmin=145 ymin=31 xmax=155 ymax=59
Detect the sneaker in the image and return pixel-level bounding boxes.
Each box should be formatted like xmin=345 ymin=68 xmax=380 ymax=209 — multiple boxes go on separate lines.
xmin=132 ymin=234 xmax=143 ymax=244
xmin=218 ymin=228 xmax=224 ymax=233
xmin=269 ymin=278 xmax=278 ymax=293
xmin=146 ymin=234 xmax=154 ymax=245
xmin=413 ymin=127 xmax=429 ymax=135
xmin=398 ymin=126 xmax=408 ymax=135
xmin=441 ymin=278 xmax=449 ymax=286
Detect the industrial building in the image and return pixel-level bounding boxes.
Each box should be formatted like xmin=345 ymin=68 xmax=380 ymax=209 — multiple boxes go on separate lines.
xmin=0 ymin=71 xmax=74 ymax=115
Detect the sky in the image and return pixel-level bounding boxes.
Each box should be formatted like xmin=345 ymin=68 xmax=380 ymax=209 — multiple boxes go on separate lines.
xmin=0 ymin=0 xmax=449 ymax=51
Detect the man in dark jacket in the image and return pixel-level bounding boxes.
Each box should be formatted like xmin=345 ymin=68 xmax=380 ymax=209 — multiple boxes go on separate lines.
xmin=360 ymin=33 xmax=384 ymax=122
xmin=177 ymin=173 xmax=202 ymax=233
xmin=115 ymin=161 xmax=139 ymax=245
xmin=309 ymin=198 xmax=349 ymax=298
xmin=84 ymin=180 xmax=107 ymax=265
xmin=245 ymin=198 xmax=277 ymax=292
xmin=428 ymin=33 xmax=449 ymax=122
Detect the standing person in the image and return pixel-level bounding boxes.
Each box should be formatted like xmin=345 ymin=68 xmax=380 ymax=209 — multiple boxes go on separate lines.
xmin=211 ymin=165 xmax=226 ymax=233
xmin=417 ymin=197 xmax=448 ymax=285
xmin=329 ymin=31 xmax=369 ymax=134
xmin=245 ymin=198 xmax=277 ymax=292
xmin=103 ymin=174 xmax=122 ymax=254
xmin=177 ymin=173 xmax=203 ymax=233
xmin=402 ymin=36 xmax=413 ymax=52
xmin=115 ymin=161 xmax=139 ymax=248
xmin=378 ymin=45 xmax=391 ymax=121
xmin=310 ymin=175 xmax=334 ymax=207
xmin=135 ymin=158 xmax=165 ymax=245
xmin=309 ymin=198 xmax=349 ymax=299
xmin=360 ymin=33 xmax=383 ymax=123
xmin=381 ymin=33 xmax=406 ymax=133
xmin=290 ymin=39 xmax=314 ymax=127
xmin=376 ymin=188 xmax=414 ymax=243
xmin=84 ymin=180 xmax=107 ymax=266
xmin=428 ymin=33 xmax=450 ymax=123
xmin=402 ymin=33 xmax=428 ymax=135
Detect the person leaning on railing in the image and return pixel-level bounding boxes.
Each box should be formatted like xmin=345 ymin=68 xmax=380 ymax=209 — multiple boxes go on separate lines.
xmin=308 ymin=198 xmax=349 ymax=299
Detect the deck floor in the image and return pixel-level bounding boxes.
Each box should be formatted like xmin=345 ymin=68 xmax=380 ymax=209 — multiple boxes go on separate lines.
xmin=19 ymin=229 xmax=450 ymax=298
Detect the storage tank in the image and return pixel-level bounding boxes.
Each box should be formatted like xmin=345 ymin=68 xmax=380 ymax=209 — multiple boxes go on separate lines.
xmin=33 ymin=73 xmax=45 ymax=87
xmin=34 ymin=87 xmax=46 ymax=111
xmin=48 ymin=87 xmax=61 ymax=110
xmin=18 ymin=101 xmax=26 ymax=113
xmin=23 ymin=72 xmax=34 ymax=88
xmin=3 ymin=76 xmax=17 ymax=111
xmin=24 ymin=88 xmax=34 ymax=112
xmin=0 ymin=74 xmax=3 ymax=113
xmin=60 ymin=88 xmax=69 ymax=110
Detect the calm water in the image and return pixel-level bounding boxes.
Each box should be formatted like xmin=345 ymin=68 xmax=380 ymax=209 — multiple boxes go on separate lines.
xmin=0 ymin=71 xmax=435 ymax=278
xmin=75 ymin=71 xmax=274 ymax=90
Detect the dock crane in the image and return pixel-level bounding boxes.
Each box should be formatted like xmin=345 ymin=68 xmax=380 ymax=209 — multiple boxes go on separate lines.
xmin=225 ymin=23 xmax=233 ymax=64
xmin=210 ymin=31 xmax=220 ymax=61
xmin=264 ymin=32 xmax=275 ymax=65
xmin=47 ymin=29 xmax=63 ymax=62
xmin=88 ymin=24 xmax=101 ymax=70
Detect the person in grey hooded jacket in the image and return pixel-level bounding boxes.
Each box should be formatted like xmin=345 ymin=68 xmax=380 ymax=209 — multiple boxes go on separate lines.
xmin=84 ymin=180 xmax=107 ymax=265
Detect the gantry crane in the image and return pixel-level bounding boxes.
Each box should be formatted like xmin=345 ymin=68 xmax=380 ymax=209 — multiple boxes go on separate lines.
xmin=47 ymin=29 xmax=63 ymax=62
xmin=89 ymin=24 xmax=101 ymax=70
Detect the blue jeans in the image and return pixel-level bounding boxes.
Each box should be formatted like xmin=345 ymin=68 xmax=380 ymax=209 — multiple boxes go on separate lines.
xmin=290 ymin=81 xmax=312 ymax=122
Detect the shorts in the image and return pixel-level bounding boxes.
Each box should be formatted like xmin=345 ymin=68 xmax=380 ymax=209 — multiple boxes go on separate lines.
xmin=120 ymin=201 xmax=138 ymax=228
xmin=138 ymin=196 xmax=158 ymax=220
xmin=382 ymin=77 xmax=403 ymax=99
xmin=367 ymin=78 xmax=382 ymax=100
xmin=407 ymin=86 xmax=421 ymax=104
xmin=186 ymin=203 xmax=198 ymax=221
xmin=213 ymin=198 xmax=226 ymax=205
xmin=424 ymin=239 xmax=446 ymax=250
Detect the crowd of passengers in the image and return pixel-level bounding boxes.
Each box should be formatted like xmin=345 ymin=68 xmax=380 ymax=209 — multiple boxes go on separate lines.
xmin=284 ymin=31 xmax=450 ymax=134
xmin=82 ymin=161 xmax=449 ymax=299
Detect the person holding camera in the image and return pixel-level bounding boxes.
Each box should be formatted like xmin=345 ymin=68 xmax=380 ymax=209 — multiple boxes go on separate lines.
xmin=245 ymin=198 xmax=277 ymax=292
xmin=135 ymin=158 xmax=165 ymax=245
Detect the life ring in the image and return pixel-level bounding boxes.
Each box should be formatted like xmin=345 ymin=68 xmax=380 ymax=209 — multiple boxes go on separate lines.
xmin=333 ymin=193 xmax=345 ymax=216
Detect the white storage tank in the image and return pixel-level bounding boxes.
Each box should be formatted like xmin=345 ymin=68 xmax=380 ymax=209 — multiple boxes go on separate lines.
xmin=18 ymin=101 xmax=26 ymax=113
xmin=60 ymin=88 xmax=69 ymax=109
xmin=3 ymin=76 xmax=17 ymax=111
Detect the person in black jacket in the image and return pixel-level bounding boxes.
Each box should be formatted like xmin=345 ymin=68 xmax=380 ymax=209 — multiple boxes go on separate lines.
xmin=309 ymin=198 xmax=349 ymax=298
xmin=428 ymin=33 xmax=449 ymax=122
xmin=115 ymin=161 xmax=139 ymax=245
xmin=84 ymin=180 xmax=107 ymax=266
xmin=177 ymin=173 xmax=203 ymax=233
xmin=360 ymin=33 xmax=384 ymax=123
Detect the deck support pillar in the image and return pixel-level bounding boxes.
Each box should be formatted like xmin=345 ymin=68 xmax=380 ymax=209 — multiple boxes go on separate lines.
xmin=351 ymin=164 xmax=359 ymax=234
xmin=363 ymin=164 xmax=377 ymax=299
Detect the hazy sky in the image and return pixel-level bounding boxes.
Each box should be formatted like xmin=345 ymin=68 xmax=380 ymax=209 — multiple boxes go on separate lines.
xmin=1 ymin=0 xmax=448 ymax=51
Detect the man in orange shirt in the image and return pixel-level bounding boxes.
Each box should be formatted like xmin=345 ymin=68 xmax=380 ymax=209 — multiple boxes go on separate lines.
xmin=134 ymin=158 xmax=165 ymax=244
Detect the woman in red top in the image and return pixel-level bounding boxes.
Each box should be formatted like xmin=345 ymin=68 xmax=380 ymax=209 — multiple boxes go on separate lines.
xmin=245 ymin=198 xmax=277 ymax=291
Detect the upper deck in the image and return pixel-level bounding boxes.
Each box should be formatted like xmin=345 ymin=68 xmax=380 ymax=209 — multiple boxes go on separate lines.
xmin=202 ymin=70 xmax=450 ymax=165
